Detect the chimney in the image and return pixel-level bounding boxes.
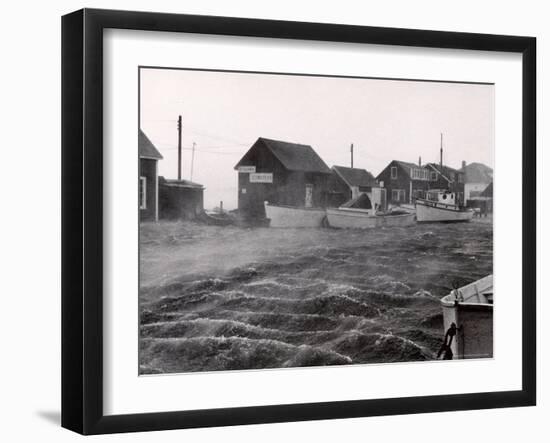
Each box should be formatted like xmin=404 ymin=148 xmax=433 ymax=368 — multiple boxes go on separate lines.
xmin=462 ymin=160 xmax=466 ymax=169
xmin=418 ymin=156 xmax=422 ymax=167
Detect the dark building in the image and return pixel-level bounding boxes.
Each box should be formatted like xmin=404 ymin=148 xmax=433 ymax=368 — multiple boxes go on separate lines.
xmin=234 ymin=137 xmax=332 ymax=218
xmin=328 ymin=165 xmax=378 ymax=207
xmin=158 ymin=178 xmax=204 ymax=220
xmin=139 ymin=129 xmax=163 ymax=221
xmin=376 ymin=159 xmax=466 ymax=206
xmin=376 ymin=160 xmax=433 ymax=205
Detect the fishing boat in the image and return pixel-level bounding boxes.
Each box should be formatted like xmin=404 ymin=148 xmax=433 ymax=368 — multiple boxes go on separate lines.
xmin=264 ymin=202 xmax=326 ymax=228
xmin=416 ymin=190 xmax=474 ymax=223
xmin=326 ymin=194 xmax=416 ymax=229
xmin=439 ymin=275 xmax=493 ymax=360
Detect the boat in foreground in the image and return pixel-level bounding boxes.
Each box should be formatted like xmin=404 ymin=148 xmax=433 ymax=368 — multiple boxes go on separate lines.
xmin=416 ymin=190 xmax=474 ymax=223
xmin=264 ymin=202 xmax=326 ymax=228
xmin=326 ymin=194 xmax=416 ymax=229
xmin=439 ymin=275 xmax=493 ymax=360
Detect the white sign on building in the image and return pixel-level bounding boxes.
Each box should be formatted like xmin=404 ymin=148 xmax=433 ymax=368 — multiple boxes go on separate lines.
xmin=238 ymin=166 xmax=256 ymax=173
xmin=249 ymin=173 xmax=273 ymax=183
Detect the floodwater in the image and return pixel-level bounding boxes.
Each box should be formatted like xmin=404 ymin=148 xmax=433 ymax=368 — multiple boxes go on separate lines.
xmin=139 ymin=219 xmax=493 ymax=374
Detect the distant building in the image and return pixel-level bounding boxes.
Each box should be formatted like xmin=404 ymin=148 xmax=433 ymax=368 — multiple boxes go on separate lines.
xmin=460 ymin=162 xmax=493 ymax=204
xmin=158 ymin=177 xmax=204 ymax=220
xmin=139 ymin=129 xmax=163 ymax=221
xmin=328 ymin=165 xmax=379 ymax=208
xmin=376 ymin=160 xmax=432 ymax=205
xmin=234 ymin=137 xmax=332 ymax=218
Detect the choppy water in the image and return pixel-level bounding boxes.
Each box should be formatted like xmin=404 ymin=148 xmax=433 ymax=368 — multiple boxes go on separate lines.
xmin=139 ymin=220 xmax=493 ymax=374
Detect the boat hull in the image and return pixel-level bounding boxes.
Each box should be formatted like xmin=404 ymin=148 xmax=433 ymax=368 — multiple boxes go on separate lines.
xmin=416 ymin=200 xmax=474 ymax=223
xmin=326 ymin=208 xmax=416 ymax=229
xmin=264 ymin=203 xmax=326 ymax=228
xmin=440 ymin=275 xmax=493 ymax=359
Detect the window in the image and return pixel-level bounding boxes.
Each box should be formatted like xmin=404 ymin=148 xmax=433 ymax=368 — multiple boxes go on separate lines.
xmin=430 ymin=171 xmax=438 ymax=181
xmin=391 ymin=189 xmax=405 ymax=202
xmin=411 ymin=169 xmax=430 ymax=181
xmin=458 ymin=174 xmax=464 ymax=183
xmin=391 ymin=166 xmax=397 ymax=179
xmin=139 ymin=176 xmax=147 ymax=209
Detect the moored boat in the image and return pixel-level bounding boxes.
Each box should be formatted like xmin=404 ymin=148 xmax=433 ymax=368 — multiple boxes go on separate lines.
xmin=439 ymin=275 xmax=493 ymax=360
xmin=325 ymin=193 xmax=415 ymax=229
xmin=416 ymin=190 xmax=474 ymax=223
xmin=264 ymin=202 xmax=326 ymax=228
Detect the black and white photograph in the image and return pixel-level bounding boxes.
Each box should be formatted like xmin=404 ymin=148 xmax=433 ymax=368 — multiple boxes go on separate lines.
xmin=138 ymin=67 xmax=494 ymax=375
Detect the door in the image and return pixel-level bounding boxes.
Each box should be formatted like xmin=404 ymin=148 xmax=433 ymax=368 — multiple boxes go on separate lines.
xmin=380 ymin=188 xmax=387 ymax=211
xmin=305 ymin=184 xmax=313 ymax=208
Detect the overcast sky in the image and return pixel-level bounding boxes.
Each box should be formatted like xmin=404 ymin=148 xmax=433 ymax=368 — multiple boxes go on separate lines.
xmin=140 ymin=68 xmax=494 ymax=210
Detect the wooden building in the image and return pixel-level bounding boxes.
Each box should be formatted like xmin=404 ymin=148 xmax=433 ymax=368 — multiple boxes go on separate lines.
xmin=328 ymin=165 xmax=378 ymax=208
xmin=376 ymin=160 xmax=432 ymax=206
xmin=139 ymin=129 xmax=163 ymax=222
xmin=158 ymin=177 xmax=204 ymax=220
xmin=376 ymin=159 xmax=466 ymax=206
xmin=234 ymin=137 xmax=332 ymax=218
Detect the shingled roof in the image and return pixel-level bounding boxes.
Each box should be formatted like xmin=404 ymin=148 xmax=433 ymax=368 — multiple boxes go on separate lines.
xmin=235 ymin=137 xmax=331 ymax=174
xmin=139 ymin=129 xmax=163 ymax=160
xmin=332 ymin=165 xmax=377 ymax=188
xmin=460 ymin=162 xmax=493 ymax=183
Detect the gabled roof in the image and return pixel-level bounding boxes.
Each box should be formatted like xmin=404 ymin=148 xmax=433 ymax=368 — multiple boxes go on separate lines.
xmin=460 ymin=162 xmax=493 ymax=184
xmin=235 ymin=137 xmax=331 ymax=174
xmin=332 ymin=165 xmax=377 ymax=188
xmin=395 ymin=160 xmax=421 ymax=172
xmin=376 ymin=160 xmax=424 ymax=180
xmin=425 ymin=163 xmax=464 ymax=184
xmin=139 ymin=129 xmax=163 ymax=160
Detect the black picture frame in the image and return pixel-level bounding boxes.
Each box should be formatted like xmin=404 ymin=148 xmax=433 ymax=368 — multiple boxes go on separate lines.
xmin=61 ymin=8 xmax=536 ymax=435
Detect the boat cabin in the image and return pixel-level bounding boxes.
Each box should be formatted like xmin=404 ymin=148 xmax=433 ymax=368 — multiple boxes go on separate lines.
xmin=425 ymin=190 xmax=459 ymax=207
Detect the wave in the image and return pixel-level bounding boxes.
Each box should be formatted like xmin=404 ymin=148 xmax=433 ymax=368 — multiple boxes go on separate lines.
xmin=140 ymin=336 xmax=352 ymax=373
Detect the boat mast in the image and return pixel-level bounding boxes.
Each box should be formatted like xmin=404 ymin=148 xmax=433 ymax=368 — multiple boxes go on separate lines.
xmin=440 ymin=132 xmax=443 ymax=169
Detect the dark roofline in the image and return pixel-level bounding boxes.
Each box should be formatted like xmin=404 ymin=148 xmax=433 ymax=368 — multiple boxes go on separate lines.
xmin=332 ymin=165 xmax=377 ymax=188
xmin=235 ymin=137 xmax=332 ymax=174
xmin=139 ymin=129 xmax=163 ymax=160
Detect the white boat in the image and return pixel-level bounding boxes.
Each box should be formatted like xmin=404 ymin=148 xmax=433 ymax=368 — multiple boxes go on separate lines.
xmin=325 ymin=194 xmax=416 ymax=229
xmin=439 ymin=275 xmax=493 ymax=360
xmin=264 ymin=202 xmax=326 ymax=228
xmin=416 ymin=190 xmax=474 ymax=223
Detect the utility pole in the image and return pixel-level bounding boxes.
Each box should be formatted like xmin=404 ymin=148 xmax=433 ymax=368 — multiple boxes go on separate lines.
xmin=190 ymin=142 xmax=196 ymax=181
xmin=177 ymin=115 xmax=182 ymax=180
xmin=350 ymin=143 xmax=354 ymax=168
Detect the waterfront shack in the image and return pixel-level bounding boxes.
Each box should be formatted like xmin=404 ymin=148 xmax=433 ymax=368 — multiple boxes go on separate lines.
xmin=139 ymin=129 xmax=163 ymax=222
xmin=234 ymin=137 xmax=332 ymax=218
xmin=328 ymin=165 xmax=380 ymax=208
xmin=158 ymin=177 xmax=204 ymax=220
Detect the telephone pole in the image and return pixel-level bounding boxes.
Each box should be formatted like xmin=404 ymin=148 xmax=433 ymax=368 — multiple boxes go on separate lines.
xmin=350 ymin=143 xmax=354 ymax=168
xmin=177 ymin=115 xmax=182 ymax=180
